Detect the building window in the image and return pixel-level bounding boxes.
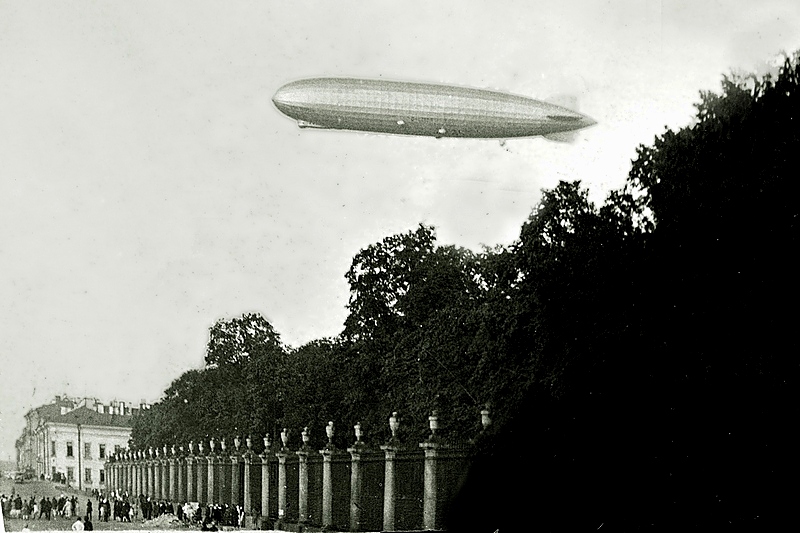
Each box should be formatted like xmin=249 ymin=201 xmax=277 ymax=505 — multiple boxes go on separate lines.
xmin=66 ymin=442 xmax=74 ymax=457
xmin=99 ymin=444 xmax=106 ymax=459
xmin=99 ymin=469 xmax=105 ymax=483
xmin=84 ymin=442 xmax=92 ymax=459
xmin=114 ymin=445 xmax=121 ymax=457
xmin=67 ymin=467 xmax=74 ymax=481
xmin=51 ymin=441 xmax=56 ymax=457
xmin=84 ymin=468 xmax=92 ymax=483
xmin=51 ymin=466 xmax=56 ymax=479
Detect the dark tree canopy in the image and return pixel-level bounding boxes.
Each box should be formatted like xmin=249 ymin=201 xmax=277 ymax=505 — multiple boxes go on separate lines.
xmin=447 ymin=54 xmax=800 ymax=531
xmin=205 ymin=312 xmax=284 ymax=367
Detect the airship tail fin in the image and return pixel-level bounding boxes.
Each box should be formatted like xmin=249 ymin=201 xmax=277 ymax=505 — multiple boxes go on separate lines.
xmin=545 ymin=94 xmax=579 ymax=111
xmin=542 ymin=131 xmax=578 ymax=143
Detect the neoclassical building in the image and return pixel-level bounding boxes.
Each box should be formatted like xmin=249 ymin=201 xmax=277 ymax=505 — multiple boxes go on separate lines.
xmin=16 ymin=396 xmax=149 ymax=490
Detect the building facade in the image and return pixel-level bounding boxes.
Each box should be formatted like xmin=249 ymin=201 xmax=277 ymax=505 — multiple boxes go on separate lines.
xmin=16 ymin=396 xmax=149 ymax=490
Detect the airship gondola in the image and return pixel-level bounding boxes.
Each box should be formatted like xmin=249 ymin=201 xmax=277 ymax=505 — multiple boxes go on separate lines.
xmin=272 ymin=77 xmax=596 ymax=140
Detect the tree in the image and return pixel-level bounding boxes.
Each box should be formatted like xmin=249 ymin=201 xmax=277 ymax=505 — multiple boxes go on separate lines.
xmin=341 ymin=224 xmax=496 ymax=442
xmin=205 ymin=312 xmax=284 ymax=367
xmin=131 ymin=313 xmax=288 ymax=451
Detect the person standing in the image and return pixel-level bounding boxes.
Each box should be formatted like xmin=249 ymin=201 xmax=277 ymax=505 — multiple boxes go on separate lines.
xmin=71 ymin=517 xmax=84 ymax=531
xmin=85 ymin=500 xmax=92 ymax=521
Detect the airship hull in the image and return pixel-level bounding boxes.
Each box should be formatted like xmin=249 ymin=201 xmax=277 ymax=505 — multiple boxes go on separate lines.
xmin=272 ymin=78 xmax=595 ymax=139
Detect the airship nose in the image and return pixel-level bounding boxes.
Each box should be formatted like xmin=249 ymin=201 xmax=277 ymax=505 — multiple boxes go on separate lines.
xmin=272 ymin=86 xmax=291 ymax=112
xmin=273 ymin=83 xmax=309 ymax=114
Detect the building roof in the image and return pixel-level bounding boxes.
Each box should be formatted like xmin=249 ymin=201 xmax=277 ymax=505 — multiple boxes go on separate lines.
xmin=26 ymin=397 xmax=74 ymax=420
xmin=47 ymin=406 xmax=136 ymax=429
xmin=33 ymin=401 xmax=71 ymax=420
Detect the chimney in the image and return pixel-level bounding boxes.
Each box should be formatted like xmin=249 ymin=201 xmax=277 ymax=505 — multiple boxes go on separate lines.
xmin=96 ymin=403 xmax=105 ymax=414
xmin=60 ymin=406 xmax=68 ymax=415
xmin=119 ymin=401 xmax=126 ymax=415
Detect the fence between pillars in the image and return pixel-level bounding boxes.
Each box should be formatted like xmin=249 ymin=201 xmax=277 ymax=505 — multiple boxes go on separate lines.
xmin=105 ymin=439 xmax=472 ymax=531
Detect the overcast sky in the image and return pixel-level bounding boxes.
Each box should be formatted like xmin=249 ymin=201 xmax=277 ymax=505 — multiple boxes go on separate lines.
xmin=1 ymin=0 xmax=798 ymax=460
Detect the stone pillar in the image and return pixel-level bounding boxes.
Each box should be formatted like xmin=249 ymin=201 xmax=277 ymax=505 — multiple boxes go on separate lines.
xmin=420 ymin=440 xmax=439 ymax=531
xmin=133 ymin=460 xmax=139 ymax=496
xmin=161 ymin=459 xmax=168 ymax=500
xmin=154 ymin=458 xmax=162 ymax=499
xmin=217 ymin=456 xmax=230 ymax=505
xmin=156 ymin=458 xmax=163 ymax=499
xmin=169 ymin=457 xmax=177 ymax=502
xmin=296 ymin=447 xmax=310 ymax=524
xmin=260 ymin=451 xmax=271 ymax=521
xmin=138 ymin=459 xmax=144 ymax=496
xmin=319 ymin=421 xmax=347 ymax=531
xmin=143 ymin=460 xmax=149 ymax=497
xmin=176 ymin=457 xmax=185 ymax=503
xmin=186 ymin=456 xmax=196 ymax=503
xmin=381 ymin=445 xmax=399 ymax=532
xmin=144 ymin=460 xmax=156 ymax=498
xmin=230 ymin=455 xmax=241 ymax=508
xmin=243 ymin=453 xmax=253 ymax=514
xmin=207 ymin=455 xmax=217 ymax=505
xmin=348 ymin=444 xmax=365 ymax=532
xmin=276 ymin=450 xmax=288 ymax=525
xmin=197 ymin=457 xmax=206 ymax=505
xmin=320 ymin=449 xmax=334 ymax=529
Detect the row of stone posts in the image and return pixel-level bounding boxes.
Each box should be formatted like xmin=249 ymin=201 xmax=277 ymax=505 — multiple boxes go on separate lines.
xmin=106 ymin=410 xmax=489 ymax=531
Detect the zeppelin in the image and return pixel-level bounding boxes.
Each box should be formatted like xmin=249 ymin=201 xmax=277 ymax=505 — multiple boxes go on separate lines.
xmin=272 ymin=78 xmax=596 ymax=140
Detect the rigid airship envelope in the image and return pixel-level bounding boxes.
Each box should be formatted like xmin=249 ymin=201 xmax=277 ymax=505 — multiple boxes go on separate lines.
xmin=272 ymin=78 xmax=596 ymax=139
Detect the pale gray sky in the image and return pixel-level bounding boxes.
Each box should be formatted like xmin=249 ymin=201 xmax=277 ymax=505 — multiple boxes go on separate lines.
xmin=1 ymin=0 xmax=798 ymax=459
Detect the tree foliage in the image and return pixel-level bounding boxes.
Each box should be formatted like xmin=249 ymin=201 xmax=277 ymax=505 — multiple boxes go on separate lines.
xmin=205 ymin=312 xmax=283 ymax=367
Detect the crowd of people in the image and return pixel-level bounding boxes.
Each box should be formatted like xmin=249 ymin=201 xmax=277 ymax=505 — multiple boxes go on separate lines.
xmin=2 ymin=487 xmax=247 ymax=530
xmin=1 ymin=491 xmax=83 ymax=521
xmin=99 ymin=490 xmax=246 ymax=529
